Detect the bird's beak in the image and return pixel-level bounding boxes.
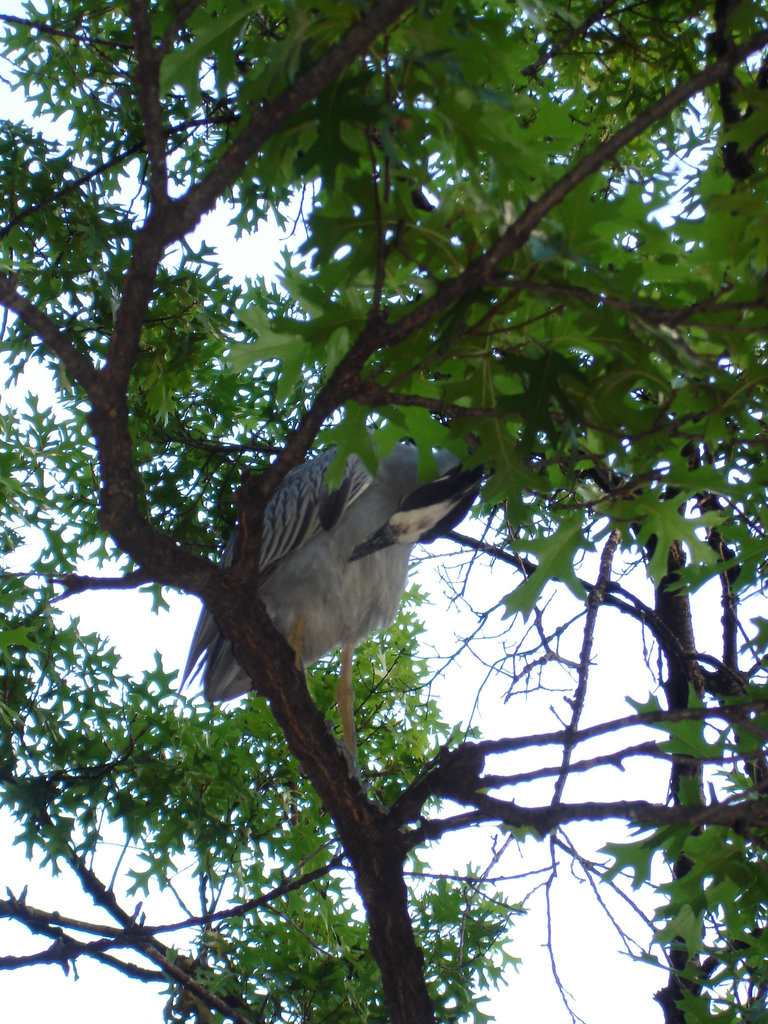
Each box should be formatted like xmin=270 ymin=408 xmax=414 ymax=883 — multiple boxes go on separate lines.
xmin=349 ymin=525 xmax=395 ymax=562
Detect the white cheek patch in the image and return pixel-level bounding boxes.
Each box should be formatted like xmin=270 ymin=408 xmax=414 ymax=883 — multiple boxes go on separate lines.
xmin=388 ymin=499 xmax=460 ymax=544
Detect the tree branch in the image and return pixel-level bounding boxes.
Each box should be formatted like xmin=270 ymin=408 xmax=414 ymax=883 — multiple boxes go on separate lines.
xmin=411 ymin=794 xmax=768 ymax=845
xmin=482 ymin=740 xmax=746 ymax=790
xmin=168 ymin=0 xmax=420 ymax=246
xmin=553 ymin=529 xmax=622 ymax=804
xmin=522 ymin=0 xmax=624 ymax=78
xmin=491 ymin=273 xmax=768 ymax=327
xmin=473 ymin=700 xmax=768 ymax=760
xmin=0 ymin=274 xmax=98 ymax=389
xmin=128 ymin=0 xmax=168 ymax=207
xmin=376 ymin=28 xmax=768 ymax=350
xmin=391 ymin=699 xmax=768 ymax=830
xmin=0 ymin=12 xmax=132 ymax=50
xmin=62 ymin=854 xmax=257 ymax=1024
xmin=52 ymin=569 xmax=154 ymax=597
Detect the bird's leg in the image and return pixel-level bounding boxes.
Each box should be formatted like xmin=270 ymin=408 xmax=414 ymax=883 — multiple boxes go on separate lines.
xmin=337 ymin=644 xmax=359 ymax=776
xmin=285 ymin=615 xmax=307 ymax=670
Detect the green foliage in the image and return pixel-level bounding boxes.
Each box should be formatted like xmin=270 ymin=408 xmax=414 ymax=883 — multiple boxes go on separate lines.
xmin=604 ymin=697 xmax=768 ymax=1020
xmin=2 ymin=0 xmax=768 ymax=1021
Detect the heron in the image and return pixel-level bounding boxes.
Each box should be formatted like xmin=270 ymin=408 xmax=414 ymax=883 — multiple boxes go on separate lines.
xmin=183 ymin=441 xmax=482 ymax=769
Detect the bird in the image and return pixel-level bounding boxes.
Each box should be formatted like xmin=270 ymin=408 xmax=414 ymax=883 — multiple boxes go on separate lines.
xmin=183 ymin=440 xmax=482 ymax=770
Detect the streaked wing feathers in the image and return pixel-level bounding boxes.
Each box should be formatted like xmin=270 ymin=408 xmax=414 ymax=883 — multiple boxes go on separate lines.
xmin=258 ymin=449 xmax=372 ymax=573
xmin=181 ymin=449 xmax=373 ymax=690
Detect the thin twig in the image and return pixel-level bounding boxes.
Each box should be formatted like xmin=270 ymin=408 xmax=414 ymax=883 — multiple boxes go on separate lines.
xmin=553 ymin=529 xmax=622 ymax=804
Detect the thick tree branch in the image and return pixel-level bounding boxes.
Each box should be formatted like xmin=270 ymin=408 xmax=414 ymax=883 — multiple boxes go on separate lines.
xmin=207 ymin=597 xmax=436 ymax=1024
xmin=712 ymin=0 xmax=760 ymax=180
xmin=653 ymin=538 xmax=705 ymax=1020
xmin=391 ymin=698 xmax=768 ymax=830
xmin=411 ymin=795 xmax=768 ymax=845
xmin=0 ymin=274 xmax=98 ymax=389
xmin=82 ymin=1 xmax=424 ymax=601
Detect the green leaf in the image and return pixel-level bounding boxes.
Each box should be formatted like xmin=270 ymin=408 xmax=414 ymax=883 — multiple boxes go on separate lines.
xmin=159 ymin=5 xmax=255 ymax=99
xmin=503 ymin=514 xmax=589 ymax=617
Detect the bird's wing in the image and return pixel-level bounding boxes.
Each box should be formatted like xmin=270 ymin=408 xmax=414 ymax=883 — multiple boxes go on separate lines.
xmin=182 ymin=448 xmax=373 ymax=693
xmin=257 ymin=449 xmax=373 ymax=576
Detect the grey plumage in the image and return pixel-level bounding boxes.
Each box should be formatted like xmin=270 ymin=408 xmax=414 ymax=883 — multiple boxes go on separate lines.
xmin=183 ymin=442 xmax=481 ymax=711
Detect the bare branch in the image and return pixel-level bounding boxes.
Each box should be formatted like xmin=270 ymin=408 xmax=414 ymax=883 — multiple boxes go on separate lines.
xmin=412 ymin=794 xmax=768 ymax=845
xmin=474 ymin=700 xmax=768 ymax=760
xmin=553 ymin=529 xmax=622 ymax=804
xmin=482 ymin=740 xmax=734 ymax=790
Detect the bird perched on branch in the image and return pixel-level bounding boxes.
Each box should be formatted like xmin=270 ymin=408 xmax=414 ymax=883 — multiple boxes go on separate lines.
xmin=183 ymin=441 xmax=482 ymax=769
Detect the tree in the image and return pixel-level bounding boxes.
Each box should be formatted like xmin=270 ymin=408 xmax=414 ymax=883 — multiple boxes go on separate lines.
xmin=1 ymin=0 xmax=768 ymax=1021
